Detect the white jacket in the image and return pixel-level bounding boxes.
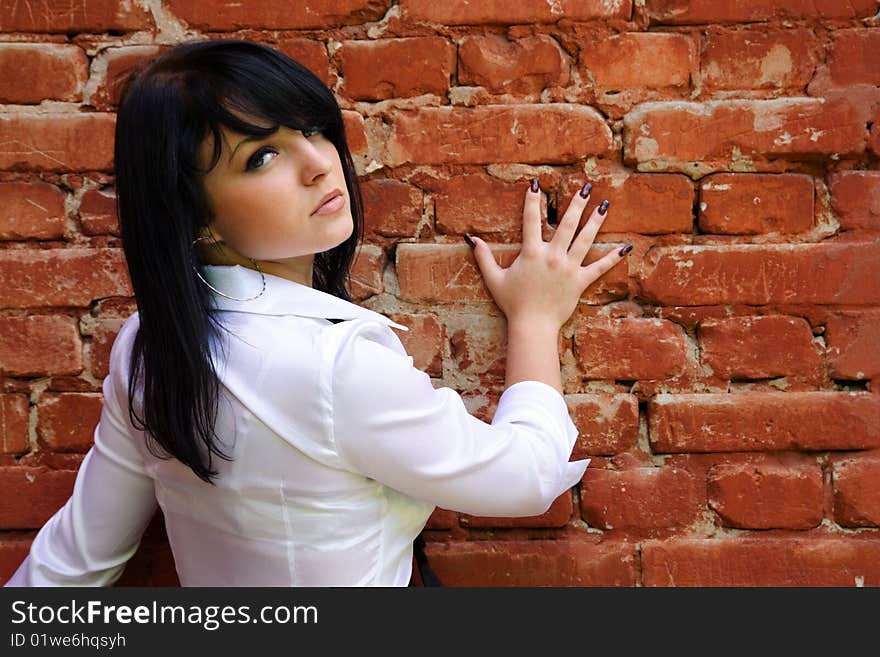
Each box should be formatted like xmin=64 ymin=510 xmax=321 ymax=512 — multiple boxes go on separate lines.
xmin=6 ymin=264 xmax=589 ymax=587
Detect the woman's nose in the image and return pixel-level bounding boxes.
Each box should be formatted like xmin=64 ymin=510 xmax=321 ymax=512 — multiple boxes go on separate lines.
xmin=298 ymin=137 xmax=333 ymax=183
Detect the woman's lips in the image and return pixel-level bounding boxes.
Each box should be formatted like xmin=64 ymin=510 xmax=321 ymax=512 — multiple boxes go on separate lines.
xmin=313 ymin=194 xmax=345 ymax=215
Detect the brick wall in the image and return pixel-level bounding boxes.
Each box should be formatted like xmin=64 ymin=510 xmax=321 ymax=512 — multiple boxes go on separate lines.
xmin=1 ymin=1 xmax=878 ymax=587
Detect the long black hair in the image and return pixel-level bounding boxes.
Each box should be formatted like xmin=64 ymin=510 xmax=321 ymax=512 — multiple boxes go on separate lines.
xmin=113 ymin=38 xmax=365 ymax=484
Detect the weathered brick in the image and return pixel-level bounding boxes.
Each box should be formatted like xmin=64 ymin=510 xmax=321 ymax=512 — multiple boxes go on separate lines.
xmin=396 ymin=242 xmax=629 ymax=304
xmin=826 ymin=29 xmax=880 ymax=88
xmin=85 ymin=317 xmax=127 ymax=379
xmin=832 ymin=452 xmax=880 ymax=527
xmin=566 ymin=393 xmax=639 ymax=458
xmin=0 ymin=248 xmax=131 ymax=308
xmin=350 ymin=243 xmax=384 ymax=301
xmin=638 ymin=243 xmax=879 ymax=306
xmin=384 ymin=105 xmax=613 ymax=166
xmin=277 ymin=39 xmax=332 ymax=89
xmin=648 ymin=391 xmax=880 ymax=453
xmin=700 ymin=28 xmax=819 ymax=92
xmin=360 ymin=178 xmax=422 ymax=239
xmin=581 ymin=467 xmax=704 ymax=529
xmin=647 ymin=0 xmax=878 ymax=24
xmin=167 ymin=0 xmax=389 ymax=30
xmin=0 ymin=44 xmax=88 ymax=104
xmin=0 ymin=466 xmax=77 ymax=529
xmin=826 ymin=311 xmax=880 ymax=380
xmin=78 ymin=188 xmax=119 ymax=236
xmin=459 ymin=35 xmax=569 ymax=94
xmin=0 ymin=315 xmax=82 ymax=377
xmin=571 ymin=316 xmax=688 ymax=380
xmin=424 ymin=507 xmax=456 ymax=530
xmin=829 ymin=171 xmax=880 ymax=231
xmin=699 ymin=173 xmax=814 ymax=234
xmin=388 ymin=313 xmax=443 ymax=377
xmin=339 ymin=38 xmax=455 ymax=100
xmin=0 ymin=181 xmax=66 ymax=240
xmin=428 ymin=173 xmax=529 ymax=237
xmin=342 ymin=110 xmax=368 ymax=155
xmin=698 ymin=315 xmax=821 ymax=379
xmin=581 ymin=32 xmax=693 ymax=90
xmin=0 ymin=0 xmax=154 ymax=32
xmin=623 ymin=99 xmax=866 ymax=176
xmin=1 ymin=394 xmax=29 ymax=455
xmin=460 ymin=491 xmax=573 ymax=528
xmin=707 ymin=461 xmax=823 ymax=529
xmin=559 ymin=173 xmax=694 ymax=235
xmin=401 ymin=0 xmax=632 ymax=24
xmin=0 ymin=537 xmax=31 ymax=585
xmin=37 ymin=393 xmax=102 ymax=452
xmin=642 ymin=537 xmax=880 ymax=586
xmin=444 ymin=313 xmax=507 ymax=379
xmin=0 ymin=113 xmax=116 ymax=172
xmin=423 ymin=539 xmax=638 ymax=586
xmin=89 ymin=45 xmax=166 ymax=110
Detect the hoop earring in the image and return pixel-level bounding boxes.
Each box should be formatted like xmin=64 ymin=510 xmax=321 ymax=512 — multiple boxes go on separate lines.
xmin=191 ymin=236 xmax=267 ymax=301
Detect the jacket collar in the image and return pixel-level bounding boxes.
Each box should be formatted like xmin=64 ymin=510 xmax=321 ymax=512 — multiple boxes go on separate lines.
xmin=202 ymin=264 xmax=409 ymax=332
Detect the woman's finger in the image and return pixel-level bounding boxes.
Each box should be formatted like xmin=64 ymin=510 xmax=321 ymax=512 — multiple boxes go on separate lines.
xmin=521 ymin=178 xmax=543 ymax=249
xmin=569 ymin=198 xmax=609 ymax=266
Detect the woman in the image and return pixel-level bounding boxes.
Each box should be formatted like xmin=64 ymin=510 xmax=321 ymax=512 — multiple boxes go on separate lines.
xmin=5 ymin=38 xmax=631 ymax=586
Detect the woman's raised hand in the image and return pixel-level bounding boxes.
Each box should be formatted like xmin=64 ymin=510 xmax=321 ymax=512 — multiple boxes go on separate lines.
xmin=467 ymin=178 xmax=633 ymax=331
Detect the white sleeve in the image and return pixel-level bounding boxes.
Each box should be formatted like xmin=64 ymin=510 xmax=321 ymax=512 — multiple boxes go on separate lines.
xmin=329 ymin=323 xmax=590 ymax=517
xmin=4 ymin=318 xmax=158 ymax=587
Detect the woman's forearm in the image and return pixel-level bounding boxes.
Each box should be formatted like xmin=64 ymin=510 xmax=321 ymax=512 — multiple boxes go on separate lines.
xmin=504 ymin=317 xmax=563 ymax=395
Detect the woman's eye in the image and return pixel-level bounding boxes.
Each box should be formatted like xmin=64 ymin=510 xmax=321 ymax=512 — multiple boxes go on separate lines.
xmin=245 ymin=146 xmax=277 ymax=171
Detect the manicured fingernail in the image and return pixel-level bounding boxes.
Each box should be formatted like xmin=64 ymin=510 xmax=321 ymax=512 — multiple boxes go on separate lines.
xmin=530 ymin=178 xmax=540 ymax=193
xmin=618 ymin=243 xmax=633 ymax=256
xmin=579 ymin=182 xmax=592 ymax=199
xmin=464 ymin=233 xmax=476 ymax=249
xmin=598 ymin=199 xmax=610 ymax=215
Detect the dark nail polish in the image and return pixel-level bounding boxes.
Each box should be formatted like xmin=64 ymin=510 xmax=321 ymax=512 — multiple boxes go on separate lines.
xmin=530 ymin=178 xmax=539 ymax=193
xmin=464 ymin=233 xmax=475 ymax=249
xmin=579 ymin=182 xmax=592 ymax=199
xmin=598 ymin=199 xmax=610 ymax=215
xmin=618 ymin=243 xmax=633 ymax=257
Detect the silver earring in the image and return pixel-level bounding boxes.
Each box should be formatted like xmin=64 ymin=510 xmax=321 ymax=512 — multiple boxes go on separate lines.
xmin=191 ymin=236 xmax=266 ymax=301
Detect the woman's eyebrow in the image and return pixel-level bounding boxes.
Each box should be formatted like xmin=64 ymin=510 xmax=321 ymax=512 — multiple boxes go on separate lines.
xmin=228 ymin=135 xmax=265 ymax=164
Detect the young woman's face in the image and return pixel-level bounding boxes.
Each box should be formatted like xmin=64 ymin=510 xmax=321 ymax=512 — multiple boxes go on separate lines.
xmin=197 ymin=119 xmax=354 ymax=271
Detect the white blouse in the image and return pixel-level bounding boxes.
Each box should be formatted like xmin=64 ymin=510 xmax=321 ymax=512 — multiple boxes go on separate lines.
xmin=5 ymin=264 xmax=589 ymax=587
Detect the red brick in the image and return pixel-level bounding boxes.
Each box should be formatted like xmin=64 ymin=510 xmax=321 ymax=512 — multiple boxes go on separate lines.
xmin=384 ymin=105 xmax=613 ymax=166
xmin=826 ymin=311 xmax=880 ymax=380
xmin=278 ymin=39 xmax=332 ymax=89
xmin=0 ymin=466 xmax=77 ymax=529
xmin=167 ymin=0 xmax=388 ymax=29
xmin=624 ymin=99 xmax=866 ymax=175
xmin=423 ymin=539 xmax=638 ymax=586
xmin=460 ymin=491 xmax=573 ymax=528
xmin=642 ymin=537 xmax=880 ymax=586
xmin=89 ymin=45 xmax=166 ymax=110
xmin=707 ymin=461 xmax=823 ymax=529
xmin=396 ymin=242 xmax=629 ymax=304
xmin=0 ymin=44 xmax=88 ymax=104
xmin=85 ymin=317 xmax=127 ymax=379
xmin=581 ymin=467 xmax=703 ymax=529
xmin=0 ymin=181 xmax=66 ymax=240
xmin=339 ymin=38 xmax=455 ymax=101
xmin=387 ymin=313 xmax=443 ymax=377
xmin=342 ymin=110 xmax=367 ymax=155
xmin=428 ymin=173 xmax=529 ymax=237
xmin=558 ymin=173 xmax=694 ymax=235
xmin=638 ymin=242 xmax=879 ymax=306
xmin=871 ymin=118 xmax=880 ymax=156
xmin=0 ymin=0 xmax=154 ymax=32
xmin=832 ymin=452 xmax=880 ymax=527
xmin=699 ymin=173 xmax=814 ymax=234
xmin=1 ymin=394 xmax=29 ymax=455
xmin=829 ymin=171 xmax=880 ymax=231
xmin=0 ymin=248 xmax=132 ymax=308
xmin=700 ymin=28 xmax=819 ymax=92
xmin=571 ymin=316 xmax=688 ymax=380
xmin=424 ymin=507 xmax=456 ymax=530
xmin=445 ymin=313 xmax=507 ymax=379
xmin=78 ymin=187 xmax=120 ymax=236
xmin=37 ymin=393 xmax=102 ymax=452
xmin=459 ymin=35 xmax=569 ymax=94
xmin=0 ymin=113 xmax=116 ymax=172
xmin=360 ymin=178 xmax=422 ymax=239
xmin=0 ymin=537 xmax=31 ymax=585
xmin=566 ymin=393 xmax=639 ymax=458
xmin=350 ymin=244 xmax=384 ymax=301
xmin=826 ymin=29 xmax=880 ymax=88
xmin=581 ymin=32 xmax=693 ymax=90
xmin=646 ymin=0 xmax=878 ymax=24
xmin=648 ymin=391 xmax=880 ymax=453
xmin=698 ymin=315 xmax=821 ymax=379
xmin=401 ymin=0 xmax=632 ymax=24
xmin=0 ymin=315 xmax=82 ymax=377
